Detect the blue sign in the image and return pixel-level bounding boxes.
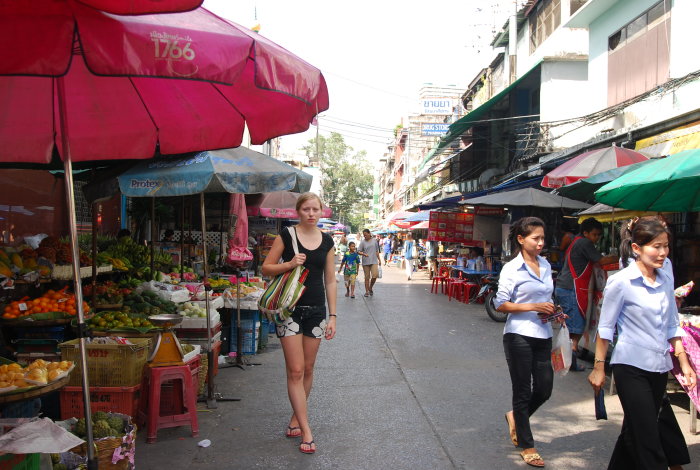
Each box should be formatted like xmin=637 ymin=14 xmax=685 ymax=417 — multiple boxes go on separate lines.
xmin=421 ymin=123 xmax=450 ymax=136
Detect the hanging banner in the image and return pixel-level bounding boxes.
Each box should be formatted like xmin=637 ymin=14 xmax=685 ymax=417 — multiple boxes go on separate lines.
xmin=427 ymin=211 xmax=473 ymax=242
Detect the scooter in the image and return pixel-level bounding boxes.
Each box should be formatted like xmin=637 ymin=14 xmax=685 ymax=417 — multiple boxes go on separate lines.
xmin=477 ymin=274 xmax=507 ymax=322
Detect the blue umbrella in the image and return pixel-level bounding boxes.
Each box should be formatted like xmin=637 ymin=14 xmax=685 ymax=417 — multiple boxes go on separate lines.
xmin=404 ymin=211 xmax=431 ymax=222
xmin=118 ymin=147 xmax=312 ymax=197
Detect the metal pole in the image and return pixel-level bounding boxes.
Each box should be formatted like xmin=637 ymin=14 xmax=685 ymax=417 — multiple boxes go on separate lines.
xmin=91 ymin=202 xmax=98 ymax=307
xmin=200 ymin=193 xmax=216 ymax=407
xmin=58 ymin=74 xmax=97 ymax=470
xmin=150 ymin=197 xmax=155 ymax=278
xmin=180 ymin=197 xmax=185 ymax=277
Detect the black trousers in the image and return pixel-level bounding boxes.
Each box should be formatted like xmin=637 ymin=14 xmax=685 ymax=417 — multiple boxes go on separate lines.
xmin=608 ymin=364 xmax=690 ymax=470
xmin=503 ymin=333 xmax=553 ymax=449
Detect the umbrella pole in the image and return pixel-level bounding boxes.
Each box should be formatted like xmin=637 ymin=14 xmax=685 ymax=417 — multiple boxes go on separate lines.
xmin=58 ymin=78 xmax=97 ymax=470
xmin=198 ymin=193 xmax=240 ymax=407
xmin=150 ymin=197 xmax=156 ymax=278
xmin=180 ymin=197 xmax=185 ymax=277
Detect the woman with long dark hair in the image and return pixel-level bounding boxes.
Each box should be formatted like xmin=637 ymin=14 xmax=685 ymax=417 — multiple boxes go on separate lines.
xmin=589 ymin=216 xmax=695 ymax=470
xmin=495 ymin=217 xmax=564 ymax=467
xmin=262 ymin=192 xmax=337 ymax=454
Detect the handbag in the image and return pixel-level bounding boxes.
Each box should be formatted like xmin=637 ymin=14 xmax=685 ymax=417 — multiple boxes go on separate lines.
xmin=258 ymin=227 xmax=309 ymax=325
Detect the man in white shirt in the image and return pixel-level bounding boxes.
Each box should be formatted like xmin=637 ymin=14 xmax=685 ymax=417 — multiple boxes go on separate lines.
xmin=358 ymin=229 xmax=381 ymax=297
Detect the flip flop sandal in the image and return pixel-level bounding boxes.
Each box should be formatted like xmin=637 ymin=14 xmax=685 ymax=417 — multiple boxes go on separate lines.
xmin=285 ymin=426 xmax=301 ymax=438
xmin=299 ymin=440 xmax=316 ymax=454
xmin=521 ymin=451 xmax=544 ymax=467
xmin=364 ymin=293 xmax=370 ymax=297
xmin=504 ymin=412 xmax=518 ymax=447
xmin=351 ymin=295 xmax=355 ymax=298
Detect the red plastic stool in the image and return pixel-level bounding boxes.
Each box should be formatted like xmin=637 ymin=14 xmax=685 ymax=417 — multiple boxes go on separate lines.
xmin=448 ymin=279 xmax=466 ymax=301
xmin=138 ymin=365 xmax=199 ymax=443
xmin=460 ymin=283 xmax=479 ymax=303
xmin=431 ymin=275 xmax=447 ymax=294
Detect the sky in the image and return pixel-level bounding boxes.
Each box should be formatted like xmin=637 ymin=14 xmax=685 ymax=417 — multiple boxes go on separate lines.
xmin=203 ymin=0 xmax=513 ymax=161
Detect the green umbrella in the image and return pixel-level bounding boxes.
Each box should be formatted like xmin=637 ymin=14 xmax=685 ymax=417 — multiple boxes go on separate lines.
xmin=557 ymin=159 xmax=653 ymax=202
xmin=595 ymin=150 xmax=700 ymax=211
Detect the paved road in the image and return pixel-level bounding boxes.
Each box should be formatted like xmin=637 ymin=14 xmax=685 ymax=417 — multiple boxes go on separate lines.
xmin=139 ymin=263 xmax=700 ymax=469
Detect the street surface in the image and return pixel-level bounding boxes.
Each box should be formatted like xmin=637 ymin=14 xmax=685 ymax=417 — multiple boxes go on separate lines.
xmin=139 ymin=263 xmax=700 ymax=469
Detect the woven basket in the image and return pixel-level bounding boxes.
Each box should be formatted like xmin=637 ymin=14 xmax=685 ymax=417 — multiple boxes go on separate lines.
xmin=70 ymin=413 xmax=136 ymax=470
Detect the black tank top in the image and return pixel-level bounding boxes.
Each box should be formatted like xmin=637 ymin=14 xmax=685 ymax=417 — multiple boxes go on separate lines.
xmin=280 ymin=228 xmax=334 ymax=307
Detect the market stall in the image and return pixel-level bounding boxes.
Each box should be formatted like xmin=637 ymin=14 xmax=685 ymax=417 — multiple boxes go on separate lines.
xmin=0 ymin=0 xmax=330 ymax=464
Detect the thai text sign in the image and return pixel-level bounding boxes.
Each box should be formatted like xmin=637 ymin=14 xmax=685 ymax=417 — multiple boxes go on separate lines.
xmin=427 ymin=211 xmax=474 ymax=242
xmin=421 ymin=98 xmax=454 ymax=115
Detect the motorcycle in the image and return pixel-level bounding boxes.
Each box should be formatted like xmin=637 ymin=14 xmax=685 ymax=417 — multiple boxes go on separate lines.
xmin=476 ymin=274 xmax=507 ymax=322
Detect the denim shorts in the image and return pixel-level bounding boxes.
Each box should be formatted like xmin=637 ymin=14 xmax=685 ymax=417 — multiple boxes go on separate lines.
xmin=275 ymin=305 xmax=327 ymax=339
xmin=555 ymin=287 xmax=585 ymax=334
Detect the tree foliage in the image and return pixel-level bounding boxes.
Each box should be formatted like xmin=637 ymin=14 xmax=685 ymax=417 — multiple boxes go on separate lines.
xmin=303 ymin=133 xmax=373 ymax=232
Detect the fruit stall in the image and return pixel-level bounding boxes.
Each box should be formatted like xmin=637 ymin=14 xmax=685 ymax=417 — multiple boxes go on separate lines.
xmin=0 ymin=229 xmax=267 ymax=470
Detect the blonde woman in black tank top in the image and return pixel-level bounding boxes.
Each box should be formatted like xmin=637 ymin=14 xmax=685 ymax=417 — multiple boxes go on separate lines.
xmin=262 ymin=193 xmax=337 ymax=455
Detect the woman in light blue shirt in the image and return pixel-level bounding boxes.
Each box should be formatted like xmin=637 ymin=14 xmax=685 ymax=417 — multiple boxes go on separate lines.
xmin=495 ymin=217 xmax=564 ymax=468
xmin=589 ymin=216 xmax=695 ymax=470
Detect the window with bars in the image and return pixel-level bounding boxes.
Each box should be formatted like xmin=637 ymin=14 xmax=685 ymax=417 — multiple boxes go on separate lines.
xmin=530 ymin=0 xmax=561 ymax=54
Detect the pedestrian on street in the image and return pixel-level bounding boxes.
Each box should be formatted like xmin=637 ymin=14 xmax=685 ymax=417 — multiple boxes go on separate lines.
xmin=261 ymin=192 xmax=337 ymax=455
xmin=337 ymin=234 xmax=348 ymax=262
xmin=495 ymin=217 xmax=564 ymax=468
xmin=358 ymin=228 xmax=381 ymax=297
xmin=404 ymin=233 xmax=416 ymax=280
xmin=338 ymin=241 xmax=360 ymax=298
xmin=588 ymin=216 xmax=695 ymax=470
xmin=555 ymin=217 xmax=617 ymax=372
xmin=382 ymin=234 xmax=392 ymax=265
xmin=426 ymin=239 xmax=438 ymax=279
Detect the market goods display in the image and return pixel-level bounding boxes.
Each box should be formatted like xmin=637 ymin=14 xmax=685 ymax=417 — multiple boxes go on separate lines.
xmin=64 ymin=412 xmax=137 ymax=470
xmin=0 ymin=246 xmax=51 ymax=278
xmin=178 ymin=302 xmax=208 ymax=318
xmin=123 ymin=290 xmax=178 ymax=315
xmin=0 ymin=359 xmax=74 ymax=391
xmin=86 ymin=311 xmax=155 ymax=332
xmin=2 ymin=288 xmax=90 ymax=319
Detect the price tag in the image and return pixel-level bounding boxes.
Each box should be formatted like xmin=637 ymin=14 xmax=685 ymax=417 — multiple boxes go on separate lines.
xmin=58 ymin=298 xmax=68 ymax=303
xmin=18 ymin=303 xmax=27 ymax=311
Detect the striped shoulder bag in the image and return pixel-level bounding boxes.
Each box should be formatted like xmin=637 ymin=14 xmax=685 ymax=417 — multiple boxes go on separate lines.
xmin=258 ymin=227 xmax=309 ymax=325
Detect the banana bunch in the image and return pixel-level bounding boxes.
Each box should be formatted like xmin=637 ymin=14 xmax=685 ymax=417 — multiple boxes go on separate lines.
xmin=109 ymin=257 xmax=130 ymax=271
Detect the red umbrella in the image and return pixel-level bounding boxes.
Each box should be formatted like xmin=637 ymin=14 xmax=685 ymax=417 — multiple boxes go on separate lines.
xmin=246 ymin=191 xmax=332 ymax=218
xmin=0 ymin=1 xmax=328 ymax=461
xmin=77 ymin=0 xmax=203 ymax=14
xmin=541 ymin=146 xmax=649 ymax=189
xmin=0 ymin=0 xmax=329 ymax=163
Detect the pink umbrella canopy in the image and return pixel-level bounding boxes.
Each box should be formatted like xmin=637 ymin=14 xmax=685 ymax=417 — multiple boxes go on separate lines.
xmin=0 ymin=0 xmax=329 ymax=163
xmin=77 ymin=0 xmax=203 ymax=14
xmin=246 ymin=191 xmax=332 ymax=218
xmin=541 ymin=146 xmax=649 ymax=189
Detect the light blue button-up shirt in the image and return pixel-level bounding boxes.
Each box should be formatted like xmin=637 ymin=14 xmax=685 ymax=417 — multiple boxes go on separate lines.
xmin=495 ymin=253 xmax=554 ymax=339
xmin=598 ymin=261 xmax=685 ymax=373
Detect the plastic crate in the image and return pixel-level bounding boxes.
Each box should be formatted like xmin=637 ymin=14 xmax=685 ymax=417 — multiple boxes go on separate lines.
xmin=0 ymin=453 xmax=39 ymax=470
xmin=59 ymin=385 xmax=140 ymax=420
xmin=58 ymin=338 xmax=150 ymax=387
xmin=12 ymin=339 xmax=60 ymax=354
xmin=11 ymin=326 xmax=65 ymax=341
xmin=15 ymin=352 xmax=61 ymax=366
xmin=229 ymin=310 xmax=260 ymax=355
xmin=258 ymin=317 xmax=270 ymax=351
xmin=175 ymin=321 xmax=223 ymax=339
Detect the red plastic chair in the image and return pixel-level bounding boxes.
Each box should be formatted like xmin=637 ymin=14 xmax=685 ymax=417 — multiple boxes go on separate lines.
xmin=138 ymin=364 xmax=199 ymax=443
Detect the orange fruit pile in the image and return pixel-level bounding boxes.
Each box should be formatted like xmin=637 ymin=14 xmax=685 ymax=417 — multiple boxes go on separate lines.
xmin=2 ymin=288 xmax=90 ymax=319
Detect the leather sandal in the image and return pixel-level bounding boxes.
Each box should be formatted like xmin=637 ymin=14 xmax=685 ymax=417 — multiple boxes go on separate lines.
xmin=285 ymin=426 xmax=301 ymax=438
xmin=520 ymin=449 xmax=544 ymax=467
xmin=299 ymin=440 xmax=316 ymax=454
xmin=505 ymin=412 xmax=518 ymax=447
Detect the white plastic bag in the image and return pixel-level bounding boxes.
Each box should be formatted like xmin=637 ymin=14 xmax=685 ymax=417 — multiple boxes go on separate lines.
xmin=551 ymin=324 xmax=572 ymax=376
xmin=377 ymin=265 xmax=383 ymax=279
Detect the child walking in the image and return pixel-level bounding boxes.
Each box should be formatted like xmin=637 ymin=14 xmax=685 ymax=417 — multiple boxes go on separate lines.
xmin=338 ymin=242 xmax=361 ymax=298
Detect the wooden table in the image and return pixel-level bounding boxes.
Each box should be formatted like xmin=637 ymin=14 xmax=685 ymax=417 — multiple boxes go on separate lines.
xmin=0 ymin=375 xmax=70 ymax=405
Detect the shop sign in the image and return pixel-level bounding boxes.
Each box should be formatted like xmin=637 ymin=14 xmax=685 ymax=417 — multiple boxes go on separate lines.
xmin=427 ymin=211 xmax=474 ymax=242
xmin=421 ymin=123 xmax=450 ymax=136
xmin=421 ymin=98 xmax=454 ymax=115
xmin=635 ymin=122 xmax=700 ymax=157
xmin=475 ymin=207 xmax=506 ymax=216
